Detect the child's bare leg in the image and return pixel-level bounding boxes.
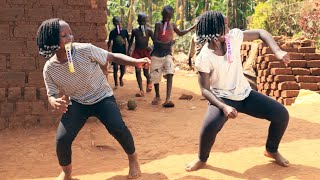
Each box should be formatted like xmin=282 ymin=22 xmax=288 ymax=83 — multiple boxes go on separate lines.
xmin=56 ymin=164 xmax=72 ymax=180
xmin=162 ymin=74 xmax=174 ymax=107
xmin=185 ymin=159 xmax=206 ymax=172
xmin=135 ymin=67 xmax=143 ymax=91
xmin=128 ymin=152 xmax=141 ymax=179
xmin=152 ymin=83 xmax=161 ymax=105
xmin=264 ymin=151 xmax=289 ymax=167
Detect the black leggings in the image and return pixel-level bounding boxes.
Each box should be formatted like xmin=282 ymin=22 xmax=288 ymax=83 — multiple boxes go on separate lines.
xmin=56 ymin=96 xmax=135 ymax=166
xmin=199 ymin=90 xmax=289 ymax=162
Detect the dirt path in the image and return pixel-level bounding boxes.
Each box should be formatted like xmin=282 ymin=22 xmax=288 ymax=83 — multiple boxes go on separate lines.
xmin=0 ymin=69 xmax=319 ymax=180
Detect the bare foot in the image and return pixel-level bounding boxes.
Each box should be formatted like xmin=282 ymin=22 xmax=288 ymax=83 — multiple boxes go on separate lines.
xmin=264 ymin=151 xmax=290 ymax=167
xmin=113 ymin=85 xmax=118 ymax=90
xmin=151 ymin=97 xmax=161 ymax=105
xmin=56 ymin=171 xmax=72 ymax=180
xmin=120 ymin=79 xmax=124 ymax=87
xmin=185 ymin=159 xmax=206 ymax=172
xmin=128 ymin=153 xmax=141 ymax=179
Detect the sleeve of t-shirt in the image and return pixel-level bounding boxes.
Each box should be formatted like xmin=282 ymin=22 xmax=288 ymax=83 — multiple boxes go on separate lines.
xmin=43 ymin=66 xmax=59 ymax=98
xmin=89 ymin=44 xmax=109 ymax=65
xmin=195 ymin=49 xmax=211 ymax=73
xmin=228 ymin=28 xmax=243 ymax=49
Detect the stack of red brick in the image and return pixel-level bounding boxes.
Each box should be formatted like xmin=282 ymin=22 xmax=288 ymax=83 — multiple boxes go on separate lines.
xmin=241 ymin=37 xmax=320 ymax=105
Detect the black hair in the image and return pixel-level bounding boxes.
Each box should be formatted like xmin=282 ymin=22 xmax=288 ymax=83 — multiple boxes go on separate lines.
xmin=36 ymin=18 xmax=61 ymax=59
xmin=138 ymin=12 xmax=147 ymax=21
xmin=112 ymin=16 xmax=121 ymax=24
xmin=162 ymin=5 xmax=174 ymax=15
xmin=196 ymin=11 xmax=225 ymax=43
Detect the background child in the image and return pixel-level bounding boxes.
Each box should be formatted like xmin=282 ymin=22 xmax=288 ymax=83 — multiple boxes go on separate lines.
xmin=37 ymin=18 xmax=150 ymax=180
xmin=107 ymin=16 xmax=129 ymax=89
xmin=185 ymin=11 xmax=290 ymax=171
xmin=151 ymin=5 xmax=195 ymax=108
xmin=128 ymin=12 xmax=154 ymax=97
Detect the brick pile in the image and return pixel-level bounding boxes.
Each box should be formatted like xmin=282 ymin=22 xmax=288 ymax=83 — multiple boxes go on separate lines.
xmin=241 ymin=37 xmax=320 ymax=105
xmin=0 ymin=0 xmax=108 ymax=130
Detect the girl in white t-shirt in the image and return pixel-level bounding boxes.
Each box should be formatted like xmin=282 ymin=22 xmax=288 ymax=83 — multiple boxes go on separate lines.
xmin=186 ymin=11 xmax=291 ymax=172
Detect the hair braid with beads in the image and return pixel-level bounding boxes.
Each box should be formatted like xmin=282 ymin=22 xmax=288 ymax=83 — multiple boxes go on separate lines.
xmin=196 ymin=11 xmax=225 ymax=43
xmin=36 ymin=18 xmax=61 ymax=59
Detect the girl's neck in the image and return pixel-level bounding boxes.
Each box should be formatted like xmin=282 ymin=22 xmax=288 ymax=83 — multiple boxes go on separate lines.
xmin=208 ymin=41 xmax=227 ymax=56
xmin=55 ymin=50 xmax=68 ymax=63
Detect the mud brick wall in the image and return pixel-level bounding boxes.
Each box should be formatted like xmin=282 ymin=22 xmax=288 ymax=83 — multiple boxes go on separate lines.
xmin=0 ymin=0 xmax=108 ymax=130
xmin=241 ymin=37 xmax=320 ymax=106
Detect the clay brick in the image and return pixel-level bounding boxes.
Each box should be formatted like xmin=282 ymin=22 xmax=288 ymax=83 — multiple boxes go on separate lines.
xmin=299 ymin=83 xmax=319 ymax=91
xmin=274 ymin=75 xmax=296 ymax=82
xmin=261 ymin=47 xmax=273 ymax=55
xmin=268 ymin=62 xmax=286 ymax=68
xmin=262 ymin=89 xmax=271 ymax=95
xmin=260 ymin=61 xmax=268 ymax=70
xmin=241 ymin=50 xmax=248 ymax=56
xmin=71 ymin=25 xmax=96 ymax=40
xmin=26 ymin=8 xmax=53 ymax=21
xmin=281 ymin=47 xmax=298 ymax=52
xmin=300 ymin=40 xmax=315 ymax=47
xmin=274 ymin=90 xmax=281 ymax=97
xmin=298 ymin=47 xmax=316 ymax=53
xmin=26 ymin=41 xmax=38 ymax=55
xmin=288 ymin=60 xmax=307 ymax=68
xmin=67 ymin=0 xmax=91 ymax=6
xmin=258 ymin=70 xmax=263 ymax=77
xmin=261 ymin=76 xmax=267 ymax=83
xmin=306 ymin=60 xmax=320 ymax=68
xmin=263 ymin=69 xmax=270 ymax=76
xmin=264 ymin=82 xmax=271 ymax=89
xmin=15 ymin=101 xmax=32 ymax=115
xmin=0 ymin=24 xmax=9 ymax=40
xmin=264 ymin=54 xmax=277 ymax=62
xmin=39 ymin=0 xmax=64 ymax=5
xmin=27 ymin=71 xmax=44 ymax=87
xmin=257 ymin=77 xmax=261 ymax=83
xmin=57 ymin=9 xmax=81 ymax=22
xmin=8 ymin=87 xmax=22 ymax=101
xmin=267 ymin=75 xmax=274 ymax=82
xmin=0 ymin=8 xmax=25 ymax=21
xmin=288 ymin=52 xmax=304 ymax=60
xmin=291 ymin=68 xmax=310 ymax=75
xmin=39 ymin=87 xmax=47 ymax=101
xmin=96 ymin=26 xmax=108 ymax=41
xmin=295 ymin=76 xmax=319 ymax=83
xmin=310 ymin=68 xmax=320 ymax=75
xmin=0 ymin=40 xmax=25 ymax=54
xmin=24 ymin=87 xmax=37 ymax=101
xmin=84 ymin=10 xmax=107 ymax=23
xmin=281 ymin=90 xmax=300 ymax=98
xmin=0 ymin=88 xmax=5 ymax=101
xmin=271 ymin=68 xmax=292 ymax=75
xmin=31 ymin=101 xmax=47 ymax=115
xmin=278 ymin=82 xmax=300 ymax=90
xmin=277 ymin=97 xmax=283 ymax=104
xmin=282 ymin=98 xmax=296 ymax=105
xmin=257 ymin=83 xmax=264 ymax=91
xmin=1 ymin=102 xmax=14 ymax=116
xmin=0 ymin=72 xmax=26 ymax=88
xmin=10 ymin=56 xmax=36 ymax=71
xmin=13 ymin=24 xmax=38 ymax=39
xmin=0 ymin=55 xmax=6 ymax=70
xmin=0 ymin=117 xmax=8 ymax=130
xmin=304 ymin=53 xmax=320 ymax=60
xmin=257 ymin=56 xmax=264 ymax=63
xmin=7 ymin=0 xmax=37 ymax=5
xmin=271 ymin=82 xmax=278 ymax=90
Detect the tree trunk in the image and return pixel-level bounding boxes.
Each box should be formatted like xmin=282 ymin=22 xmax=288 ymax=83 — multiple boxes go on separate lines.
xmin=205 ymin=0 xmax=209 ymax=11
xmin=127 ymin=0 xmax=135 ymax=32
xmin=227 ymin=0 xmax=232 ymax=27
xmin=148 ymin=0 xmax=152 ymax=25
xmin=242 ymin=0 xmax=247 ymax=29
xmin=232 ymin=0 xmax=238 ymax=28
xmin=180 ymin=0 xmax=186 ymax=30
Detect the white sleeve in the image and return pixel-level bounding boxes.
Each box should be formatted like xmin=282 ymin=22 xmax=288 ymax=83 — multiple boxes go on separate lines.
xmin=195 ymin=51 xmax=211 ymax=73
xmin=89 ymin=44 xmax=109 ymax=65
xmin=229 ymin=28 xmax=243 ymax=48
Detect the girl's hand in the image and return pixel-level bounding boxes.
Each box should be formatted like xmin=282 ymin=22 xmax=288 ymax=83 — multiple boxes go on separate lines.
xmin=222 ymin=105 xmax=238 ymax=119
xmin=52 ymin=95 xmax=69 ymax=113
xmin=275 ymin=50 xmax=290 ymax=65
xmin=135 ymin=57 xmax=151 ymax=69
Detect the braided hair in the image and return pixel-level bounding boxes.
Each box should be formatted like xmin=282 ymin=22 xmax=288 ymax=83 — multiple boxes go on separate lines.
xmin=36 ymin=18 xmax=61 ymax=59
xmin=196 ymin=11 xmax=226 ymax=43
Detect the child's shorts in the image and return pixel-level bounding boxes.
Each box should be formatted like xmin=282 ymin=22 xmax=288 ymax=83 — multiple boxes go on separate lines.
xmin=150 ymin=55 xmax=174 ymax=84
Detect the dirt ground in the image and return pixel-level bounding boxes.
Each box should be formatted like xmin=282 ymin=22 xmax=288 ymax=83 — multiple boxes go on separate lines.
xmin=0 ymin=68 xmax=319 ymax=180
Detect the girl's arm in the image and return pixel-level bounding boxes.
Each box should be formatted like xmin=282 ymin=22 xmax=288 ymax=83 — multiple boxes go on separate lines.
xmin=243 ymin=29 xmax=290 ymax=64
xmin=198 ymin=72 xmax=238 ymax=118
xmin=107 ymin=52 xmax=150 ymax=68
xmin=173 ymin=23 xmax=196 ymax=36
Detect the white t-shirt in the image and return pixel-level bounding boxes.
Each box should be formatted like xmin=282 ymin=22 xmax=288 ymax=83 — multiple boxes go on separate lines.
xmin=43 ymin=43 xmax=113 ymax=105
xmin=195 ymin=28 xmax=251 ymax=101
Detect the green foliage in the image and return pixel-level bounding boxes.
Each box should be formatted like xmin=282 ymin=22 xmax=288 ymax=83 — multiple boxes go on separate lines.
xmin=247 ymin=2 xmax=272 ymax=30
